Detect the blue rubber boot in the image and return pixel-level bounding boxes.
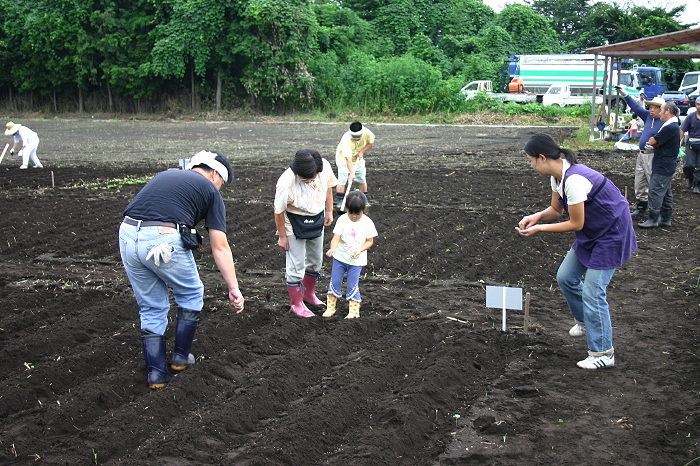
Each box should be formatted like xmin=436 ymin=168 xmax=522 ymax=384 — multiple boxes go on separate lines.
xmin=638 ymin=210 xmax=660 ymax=228
xmin=141 ymin=330 xmax=175 ymax=389
xmin=170 ymin=308 xmax=200 ymax=372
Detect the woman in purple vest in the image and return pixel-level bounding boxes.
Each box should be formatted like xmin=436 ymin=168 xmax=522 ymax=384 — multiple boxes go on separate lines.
xmin=517 ymin=133 xmax=637 ymax=370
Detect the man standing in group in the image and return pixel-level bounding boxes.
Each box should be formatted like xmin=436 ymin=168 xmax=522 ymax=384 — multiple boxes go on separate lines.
xmin=335 ymin=121 xmax=375 ymax=208
xmin=119 ymin=150 xmax=245 ymax=389
xmin=680 ymin=98 xmax=700 ymax=193
xmin=639 ymin=102 xmax=681 ymax=228
xmin=615 ymin=87 xmax=664 ymax=219
xmin=5 ymin=121 xmax=43 ymax=169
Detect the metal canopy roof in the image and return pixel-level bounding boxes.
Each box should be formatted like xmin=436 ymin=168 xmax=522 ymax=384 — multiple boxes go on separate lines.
xmin=586 ymin=27 xmax=700 ymax=58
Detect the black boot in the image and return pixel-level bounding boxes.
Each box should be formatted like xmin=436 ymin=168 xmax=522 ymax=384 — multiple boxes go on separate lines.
xmin=631 ymin=200 xmax=647 ymax=218
xmin=659 ymin=210 xmax=672 ymax=227
xmin=684 ymin=167 xmax=694 ymax=188
xmin=694 ymin=182 xmax=700 ymax=194
xmin=335 ymin=192 xmax=344 ymax=210
xmin=170 ymin=308 xmax=200 ymax=371
xmin=142 ymin=330 xmax=175 ymax=389
xmin=363 ymin=191 xmax=371 ymax=207
xmin=638 ymin=210 xmax=660 ymax=228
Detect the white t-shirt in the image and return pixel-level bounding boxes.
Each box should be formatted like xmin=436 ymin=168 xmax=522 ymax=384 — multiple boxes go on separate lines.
xmin=550 ymin=159 xmax=593 ymax=206
xmin=332 ymin=213 xmax=378 ymax=266
xmin=274 ymin=158 xmax=337 ymax=234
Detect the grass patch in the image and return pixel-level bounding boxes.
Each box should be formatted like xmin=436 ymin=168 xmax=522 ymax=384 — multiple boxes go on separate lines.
xmin=63 ymin=175 xmax=153 ymax=190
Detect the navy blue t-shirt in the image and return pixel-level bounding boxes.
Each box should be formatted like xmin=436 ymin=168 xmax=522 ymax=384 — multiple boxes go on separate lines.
xmin=123 ymin=169 xmax=227 ymax=232
xmin=652 ymin=122 xmax=680 ymax=177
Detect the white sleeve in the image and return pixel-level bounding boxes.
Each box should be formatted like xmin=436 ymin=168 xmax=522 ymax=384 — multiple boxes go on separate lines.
xmin=364 ymin=217 xmax=378 ymax=238
xmin=563 ymin=174 xmax=593 ymax=205
xmin=322 ymin=158 xmax=338 ymax=187
xmin=333 ymin=214 xmax=347 ymax=235
xmin=273 ymin=171 xmax=294 ymax=214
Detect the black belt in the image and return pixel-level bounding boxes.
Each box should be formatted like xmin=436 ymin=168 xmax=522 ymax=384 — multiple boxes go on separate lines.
xmin=123 ymin=217 xmax=177 ymax=228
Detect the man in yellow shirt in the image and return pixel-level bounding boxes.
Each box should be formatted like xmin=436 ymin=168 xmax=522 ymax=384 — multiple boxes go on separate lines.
xmin=335 ymin=121 xmax=375 ymax=208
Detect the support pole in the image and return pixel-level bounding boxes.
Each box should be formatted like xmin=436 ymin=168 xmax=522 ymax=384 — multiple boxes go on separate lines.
xmin=502 ymin=287 xmax=507 ymax=332
xmin=524 ymin=292 xmax=531 ymax=334
xmin=590 ymin=54 xmax=599 ymax=142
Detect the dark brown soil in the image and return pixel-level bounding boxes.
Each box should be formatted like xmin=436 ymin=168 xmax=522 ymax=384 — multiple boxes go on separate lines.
xmin=0 ymin=120 xmax=698 ymax=465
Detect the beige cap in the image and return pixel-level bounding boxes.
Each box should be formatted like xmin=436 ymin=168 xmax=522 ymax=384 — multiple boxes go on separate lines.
xmin=645 ymin=96 xmax=665 ymax=107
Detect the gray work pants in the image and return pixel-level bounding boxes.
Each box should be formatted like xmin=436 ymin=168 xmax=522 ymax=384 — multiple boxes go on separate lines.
xmin=634 ymin=151 xmax=653 ymax=201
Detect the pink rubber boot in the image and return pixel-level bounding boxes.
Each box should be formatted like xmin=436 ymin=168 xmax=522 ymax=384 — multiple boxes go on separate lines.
xmin=287 ymin=285 xmax=315 ymax=317
xmin=301 ymin=274 xmax=326 ymax=307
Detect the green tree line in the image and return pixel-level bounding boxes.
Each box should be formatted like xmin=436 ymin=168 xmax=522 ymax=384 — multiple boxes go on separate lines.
xmin=0 ymin=0 xmax=695 ymax=115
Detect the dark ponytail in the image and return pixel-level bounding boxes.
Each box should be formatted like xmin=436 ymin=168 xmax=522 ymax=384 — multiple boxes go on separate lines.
xmin=524 ymin=133 xmax=577 ymax=165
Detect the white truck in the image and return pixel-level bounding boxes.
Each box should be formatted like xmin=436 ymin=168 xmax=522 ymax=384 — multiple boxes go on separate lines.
xmin=542 ymin=83 xmax=603 ymax=107
xmin=460 ymin=80 xmax=539 ymax=104
xmin=679 ymin=71 xmax=700 ymax=99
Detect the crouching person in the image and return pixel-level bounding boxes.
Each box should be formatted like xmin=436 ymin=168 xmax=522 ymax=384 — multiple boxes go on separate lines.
xmin=274 ymin=149 xmax=337 ymax=317
xmin=119 ymin=150 xmax=244 ymax=389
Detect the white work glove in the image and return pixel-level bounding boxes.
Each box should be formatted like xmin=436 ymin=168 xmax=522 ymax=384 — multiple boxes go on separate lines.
xmin=614 ymin=85 xmax=628 ymax=97
xmin=9 ymin=149 xmax=14 ymax=155
xmin=146 ymin=243 xmax=172 ymax=266
xmin=644 ymin=143 xmax=654 ymax=151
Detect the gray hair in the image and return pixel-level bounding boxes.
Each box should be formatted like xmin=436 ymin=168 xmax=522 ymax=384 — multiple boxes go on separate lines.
xmin=663 ymin=101 xmax=679 ymax=116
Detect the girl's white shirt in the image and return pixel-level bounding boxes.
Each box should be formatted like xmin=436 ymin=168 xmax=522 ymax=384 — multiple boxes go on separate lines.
xmin=550 ymin=159 xmax=593 ymax=206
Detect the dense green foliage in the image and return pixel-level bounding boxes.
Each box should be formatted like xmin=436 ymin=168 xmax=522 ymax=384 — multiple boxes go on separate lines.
xmin=0 ymin=0 xmax=695 ymax=114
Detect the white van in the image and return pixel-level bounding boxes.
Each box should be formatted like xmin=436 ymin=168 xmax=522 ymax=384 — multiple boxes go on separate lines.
xmin=680 ymin=71 xmax=700 ymax=99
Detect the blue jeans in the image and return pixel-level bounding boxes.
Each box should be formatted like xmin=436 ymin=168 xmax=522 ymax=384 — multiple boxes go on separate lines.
xmin=327 ymin=258 xmax=363 ymax=302
xmin=556 ymin=249 xmax=616 ymax=355
xmin=119 ymin=223 xmax=203 ymax=335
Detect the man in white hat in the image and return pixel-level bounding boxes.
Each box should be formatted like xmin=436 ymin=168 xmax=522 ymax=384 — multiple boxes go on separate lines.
xmin=119 ymin=150 xmax=245 ymax=389
xmin=5 ymin=121 xmax=43 ymax=169
xmin=335 ymin=121 xmax=375 ymax=208
xmin=614 ymin=89 xmax=665 ymax=219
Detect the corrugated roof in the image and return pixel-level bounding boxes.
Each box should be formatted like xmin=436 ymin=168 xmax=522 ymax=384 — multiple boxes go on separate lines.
xmin=586 ymin=27 xmax=700 ymax=58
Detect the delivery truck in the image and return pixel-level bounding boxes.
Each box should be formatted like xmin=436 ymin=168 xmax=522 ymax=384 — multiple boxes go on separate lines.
xmin=506 ymin=54 xmax=656 ymax=99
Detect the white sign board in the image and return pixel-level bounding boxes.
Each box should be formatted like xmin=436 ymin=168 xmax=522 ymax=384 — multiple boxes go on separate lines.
xmin=486 ymin=286 xmax=523 ymax=331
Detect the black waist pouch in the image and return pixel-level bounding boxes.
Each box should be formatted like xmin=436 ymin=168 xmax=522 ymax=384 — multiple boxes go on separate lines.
xmin=178 ymin=224 xmax=203 ymax=250
xmin=287 ymin=211 xmax=324 ymax=239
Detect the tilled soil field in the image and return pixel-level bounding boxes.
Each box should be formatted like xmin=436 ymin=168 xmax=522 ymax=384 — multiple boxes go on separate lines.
xmin=0 ymin=119 xmax=698 ymax=465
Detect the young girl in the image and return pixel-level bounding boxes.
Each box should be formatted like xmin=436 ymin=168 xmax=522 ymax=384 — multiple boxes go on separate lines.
xmin=323 ymin=191 xmax=377 ymax=319
xmin=517 ymin=133 xmax=637 ymax=370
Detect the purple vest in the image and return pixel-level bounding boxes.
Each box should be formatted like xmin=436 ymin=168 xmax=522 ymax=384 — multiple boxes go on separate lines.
xmin=558 ymin=164 xmax=637 ymax=269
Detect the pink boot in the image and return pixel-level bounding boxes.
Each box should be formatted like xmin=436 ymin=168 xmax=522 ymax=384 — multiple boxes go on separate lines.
xmin=287 ymin=285 xmax=315 ymax=317
xmin=301 ymin=274 xmax=326 ymax=307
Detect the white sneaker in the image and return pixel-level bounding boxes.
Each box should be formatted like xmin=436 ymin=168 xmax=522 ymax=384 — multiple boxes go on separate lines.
xmin=577 ymin=354 xmax=614 ymax=370
xmin=19 ymin=165 xmax=27 ymax=169
xmin=569 ymin=323 xmax=586 ymax=337
xmin=33 ymin=164 xmax=43 ymax=168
